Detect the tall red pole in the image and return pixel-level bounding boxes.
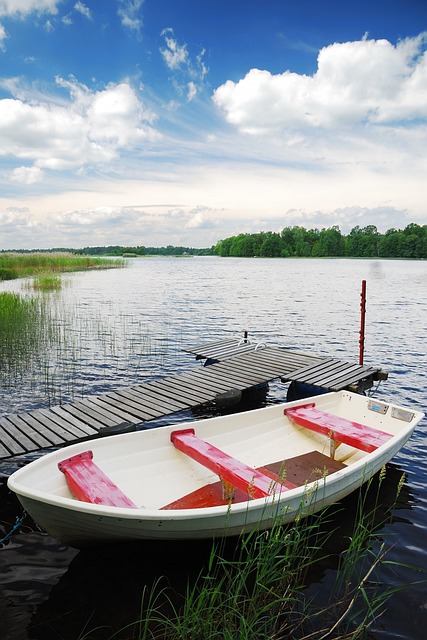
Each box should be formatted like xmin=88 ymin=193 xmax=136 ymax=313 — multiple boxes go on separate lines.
xmin=359 ymin=280 xmax=366 ymax=365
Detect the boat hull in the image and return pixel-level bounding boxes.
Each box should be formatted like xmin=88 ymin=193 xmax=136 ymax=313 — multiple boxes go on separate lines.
xmin=8 ymin=391 xmax=424 ymax=548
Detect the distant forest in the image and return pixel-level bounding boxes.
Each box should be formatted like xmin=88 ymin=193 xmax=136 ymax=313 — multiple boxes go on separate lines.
xmin=213 ymin=223 xmax=426 ymax=259
xmin=2 ymin=223 xmax=425 ymax=259
xmin=79 ymin=223 xmax=425 ymax=259
xmin=74 ymin=245 xmax=212 ymax=257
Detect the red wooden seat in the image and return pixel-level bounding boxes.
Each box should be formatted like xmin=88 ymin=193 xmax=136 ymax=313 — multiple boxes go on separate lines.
xmin=171 ymin=428 xmax=295 ymax=500
xmin=284 ymin=404 xmax=392 ymax=455
xmin=58 ymin=450 xmax=137 ymax=508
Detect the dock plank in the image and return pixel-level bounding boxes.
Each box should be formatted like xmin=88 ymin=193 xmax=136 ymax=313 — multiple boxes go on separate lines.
xmin=145 ymin=379 xmax=211 ymax=405
xmin=177 ymin=371 xmax=242 ymax=393
xmin=29 ymin=410 xmax=81 ymax=444
xmin=87 ymin=395 xmax=147 ymax=424
xmin=104 ymin=391 xmax=162 ymax=420
xmin=0 ymin=418 xmax=27 ymax=456
xmin=0 ymin=339 xmax=387 ymax=461
xmin=128 ymin=385 xmax=189 ymax=412
xmin=6 ymin=414 xmax=58 ymax=449
xmin=48 ymin=405 xmax=98 ymax=437
xmin=58 ymin=403 xmax=116 ymax=430
xmin=22 ymin=410 xmax=77 ymax=443
xmin=195 ymin=363 xmax=263 ymax=387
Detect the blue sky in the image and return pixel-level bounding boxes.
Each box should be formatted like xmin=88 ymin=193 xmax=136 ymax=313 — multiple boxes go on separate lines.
xmin=1 ymin=0 xmax=427 ymax=249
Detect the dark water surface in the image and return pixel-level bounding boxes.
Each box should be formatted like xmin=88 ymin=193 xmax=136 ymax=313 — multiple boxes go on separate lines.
xmin=0 ymin=257 xmax=426 ymax=639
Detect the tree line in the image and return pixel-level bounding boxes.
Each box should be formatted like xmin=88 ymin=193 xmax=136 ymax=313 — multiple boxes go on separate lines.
xmin=2 ymin=223 xmax=425 ymax=259
xmin=213 ymin=224 xmax=426 ymax=259
xmin=75 ymin=245 xmax=211 ymax=256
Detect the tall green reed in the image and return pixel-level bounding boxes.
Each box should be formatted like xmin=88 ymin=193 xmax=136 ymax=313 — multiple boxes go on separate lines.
xmin=0 ymin=252 xmax=125 ymax=280
xmin=78 ymin=468 xmax=418 ymax=640
xmin=0 ymin=292 xmax=57 ymax=381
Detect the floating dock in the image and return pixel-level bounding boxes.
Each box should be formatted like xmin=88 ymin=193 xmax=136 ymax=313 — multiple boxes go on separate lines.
xmin=0 ymin=337 xmax=387 ymax=461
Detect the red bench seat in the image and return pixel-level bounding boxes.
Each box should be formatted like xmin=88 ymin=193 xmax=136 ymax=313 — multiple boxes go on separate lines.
xmin=284 ymin=404 xmax=392 ymax=455
xmin=58 ymin=450 xmax=137 ymax=508
xmin=171 ymin=428 xmax=296 ymax=500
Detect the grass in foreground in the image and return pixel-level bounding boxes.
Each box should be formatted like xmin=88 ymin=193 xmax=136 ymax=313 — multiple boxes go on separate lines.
xmin=79 ymin=469 xmax=420 ymax=640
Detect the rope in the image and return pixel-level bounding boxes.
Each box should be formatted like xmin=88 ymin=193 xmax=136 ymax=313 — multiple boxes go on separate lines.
xmin=367 ymin=380 xmax=383 ymax=397
xmin=0 ymin=511 xmax=27 ymax=546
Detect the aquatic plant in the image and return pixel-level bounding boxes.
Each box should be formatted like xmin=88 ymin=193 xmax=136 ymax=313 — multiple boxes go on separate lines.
xmin=78 ymin=469 xmax=415 ymax=640
xmin=31 ymin=275 xmax=63 ymax=291
xmin=0 ymin=252 xmax=125 ymax=280
xmin=0 ymin=291 xmax=64 ymax=396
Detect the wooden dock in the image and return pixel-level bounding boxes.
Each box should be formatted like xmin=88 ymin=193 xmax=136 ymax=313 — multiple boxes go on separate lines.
xmin=0 ymin=338 xmax=387 ymax=461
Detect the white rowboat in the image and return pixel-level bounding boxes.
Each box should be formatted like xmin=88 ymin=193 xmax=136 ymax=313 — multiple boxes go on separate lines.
xmin=7 ymin=391 xmax=424 ymax=549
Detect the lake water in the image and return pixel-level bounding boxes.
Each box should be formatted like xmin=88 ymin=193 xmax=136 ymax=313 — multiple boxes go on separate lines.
xmin=0 ymin=257 xmax=426 ymax=639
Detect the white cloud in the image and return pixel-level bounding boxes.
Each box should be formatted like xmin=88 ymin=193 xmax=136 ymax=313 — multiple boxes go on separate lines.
xmin=0 ymin=1 xmax=60 ymax=17
xmin=48 ymin=204 xmax=221 ymax=248
xmin=0 ymin=22 xmax=7 ymax=50
xmin=212 ymin=33 xmax=427 ymax=132
xmin=160 ymin=28 xmax=189 ymax=70
xmin=160 ymin=29 xmax=208 ymax=102
xmin=55 ymin=205 xmax=139 ymax=228
xmin=0 ymin=206 xmax=31 ymax=230
xmin=0 ymin=77 xmax=159 ymax=172
xmin=10 ymin=165 xmax=44 ymax=184
xmin=117 ymin=0 xmax=143 ymax=32
xmin=185 ymin=206 xmax=215 ymax=230
xmin=278 ymin=205 xmax=411 ymax=235
xmin=74 ymin=2 xmax=91 ymax=20
xmin=187 ymin=81 xmax=197 ymax=101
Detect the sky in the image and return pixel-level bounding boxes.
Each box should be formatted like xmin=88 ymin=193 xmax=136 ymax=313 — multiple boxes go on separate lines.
xmin=1 ymin=1 xmax=427 ymax=249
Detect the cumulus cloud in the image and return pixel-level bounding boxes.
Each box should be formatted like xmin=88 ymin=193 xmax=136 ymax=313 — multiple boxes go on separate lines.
xmin=279 ymin=205 xmax=411 ymax=234
xmin=213 ymin=33 xmax=427 ymax=132
xmin=0 ymin=206 xmax=31 ymax=230
xmin=184 ymin=206 xmax=216 ymax=230
xmin=55 ymin=206 xmax=139 ymax=227
xmin=44 ymin=203 xmax=222 ymax=248
xmin=0 ymin=77 xmax=159 ymax=172
xmin=10 ymin=165 xmax=44 ymax=184
xmin=0 ymin=1 xmax=60 ymax=17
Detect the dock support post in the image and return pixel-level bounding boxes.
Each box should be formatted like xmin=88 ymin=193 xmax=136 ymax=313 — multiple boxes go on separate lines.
xmin=359 ymin=280 xmax=366 ymax=365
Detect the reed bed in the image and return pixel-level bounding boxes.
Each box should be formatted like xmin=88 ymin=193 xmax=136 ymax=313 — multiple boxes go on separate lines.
xmin=0 ymin=292 xmax=57 ymax=381
xmin=31 ymin=274 xmax=64 ymax=291
xmin=0 ymin=252 xmax=125 ymax=280
xmin=0 ymin=285 xmax=176 ymax=410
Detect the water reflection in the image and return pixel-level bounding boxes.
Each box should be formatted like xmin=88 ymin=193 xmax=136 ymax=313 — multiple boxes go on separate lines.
xmin=1 ymin=257 xmax=426 ymax=639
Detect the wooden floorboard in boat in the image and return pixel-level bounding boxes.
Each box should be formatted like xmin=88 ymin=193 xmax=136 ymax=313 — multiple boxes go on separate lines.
xmin=161 ymin=451 xmax=346 ymax=510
